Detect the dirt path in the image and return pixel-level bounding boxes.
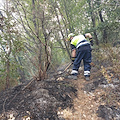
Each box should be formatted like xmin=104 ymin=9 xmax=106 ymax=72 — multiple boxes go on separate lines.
xmin=59 ymin=72 xmax=103 ymax=120
xmin=72 ymin=76 xmax=100 ymax=120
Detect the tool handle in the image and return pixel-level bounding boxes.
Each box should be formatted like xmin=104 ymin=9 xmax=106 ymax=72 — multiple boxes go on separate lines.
xmin=63 ymin=63 xmax=72 ymax=72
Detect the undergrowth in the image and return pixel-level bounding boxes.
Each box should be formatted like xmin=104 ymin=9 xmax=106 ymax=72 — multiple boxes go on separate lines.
xmin=93 ymin=44 xmax=120 ymax=77
xmin=93 ymin=44 xmax=120 ymax=107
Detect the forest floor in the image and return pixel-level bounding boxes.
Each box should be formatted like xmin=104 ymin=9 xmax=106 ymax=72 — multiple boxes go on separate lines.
xmin=0 ymin=50 xmax=120 ymax=120
xmin=56 ymin=62 xmax=120 ymax=120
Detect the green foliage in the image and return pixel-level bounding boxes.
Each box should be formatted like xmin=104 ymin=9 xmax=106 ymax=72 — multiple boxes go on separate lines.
xmin=52 ymin=42 xmax=70 ymax=66
xmin=0 ymin=0 xmax=119 ymax=91
xmin=93 ymin=44 xmax=120 ymax=67
xmin=0 ymin=3 xmax=26 ymax=90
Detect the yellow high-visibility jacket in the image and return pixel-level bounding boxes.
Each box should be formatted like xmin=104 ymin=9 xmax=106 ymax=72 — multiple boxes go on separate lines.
xmin=71 ymin=35 xmax=90 ymax=49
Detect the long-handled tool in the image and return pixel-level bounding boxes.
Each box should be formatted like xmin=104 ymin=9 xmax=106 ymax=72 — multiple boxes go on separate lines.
xmin=63 ymin=62 xmax=73 ymax=73
xmin=57 ymin=62 xmax=73 ymax=75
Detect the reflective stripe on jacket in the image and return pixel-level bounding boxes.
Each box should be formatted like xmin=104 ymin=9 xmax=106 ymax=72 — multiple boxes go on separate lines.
xmin=71 ymin=35 xmax=90 ymax=48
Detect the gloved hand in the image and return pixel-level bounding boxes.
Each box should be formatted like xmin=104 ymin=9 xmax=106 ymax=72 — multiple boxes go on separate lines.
xmin=89 ymin=38 xmax=94 ymax=46
xmin=71 ymin=57 xmax=76 ymax=62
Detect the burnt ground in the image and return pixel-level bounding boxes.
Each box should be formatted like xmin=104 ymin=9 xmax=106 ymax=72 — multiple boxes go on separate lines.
xmin=0 ymin=78 xmax=77 ymax=120
xmin=0 ymin=60 xmax=120 ymax=120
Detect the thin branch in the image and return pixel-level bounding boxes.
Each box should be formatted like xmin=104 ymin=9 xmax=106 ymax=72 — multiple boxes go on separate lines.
xmin=17 ymin=0 xmax=45 ymax=46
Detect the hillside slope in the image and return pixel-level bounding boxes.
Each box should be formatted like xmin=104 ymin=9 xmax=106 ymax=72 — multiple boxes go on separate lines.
xmin=59 ymin=65 xmax=120 ymax=120
xmin=0 ymin=47 xmax=120 ymax=120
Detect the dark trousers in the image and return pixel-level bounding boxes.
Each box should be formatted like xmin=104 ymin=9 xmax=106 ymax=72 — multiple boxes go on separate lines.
xmin=72 ymin=49 xmax=92 ymax=77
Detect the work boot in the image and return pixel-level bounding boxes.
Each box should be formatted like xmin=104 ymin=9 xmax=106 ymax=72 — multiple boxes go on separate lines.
xmin=85 ymin=76 xmax=90 ymax=81
xmin=67 ymin=75 xmax=77 ymax=80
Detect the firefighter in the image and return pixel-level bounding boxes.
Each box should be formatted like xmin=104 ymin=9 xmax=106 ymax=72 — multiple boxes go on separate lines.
xmin=67 ymin=33 xmax=93 ymax=81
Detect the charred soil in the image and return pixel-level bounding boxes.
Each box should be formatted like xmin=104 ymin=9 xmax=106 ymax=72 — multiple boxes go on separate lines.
xmin=0 ymin=61 xmax=120 ymax=120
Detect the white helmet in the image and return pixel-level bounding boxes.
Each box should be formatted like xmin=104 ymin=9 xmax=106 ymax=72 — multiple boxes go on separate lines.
xmin=68 ymin=33 xmax=75 ymax=41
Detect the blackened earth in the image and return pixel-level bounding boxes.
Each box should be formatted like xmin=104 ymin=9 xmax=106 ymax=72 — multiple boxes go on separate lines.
xmin=0 ymin=79 xmax=77 ymax=120
xmin=0 ymin=60 xmax=120 ymax=120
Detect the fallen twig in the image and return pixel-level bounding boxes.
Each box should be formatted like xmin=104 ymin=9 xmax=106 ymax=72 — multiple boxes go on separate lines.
xmin=7 ymin=78 xmax=35 ymax=106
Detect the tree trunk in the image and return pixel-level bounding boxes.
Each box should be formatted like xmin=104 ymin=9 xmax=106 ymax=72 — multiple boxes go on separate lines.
xmin=54 ymin=5 xmax=71 ymax=58
xmin=17 ymin=56 xmax=26 ymax=83
xmin=5 ymin=0 xmax=11 ymax=89
xmin=6 ymin=59 xmax=10 ymax=89
xmin=99 ymin=10 xmax=108 ymax=43
xmin=88 ymin=0 xmax=99 ymax=45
